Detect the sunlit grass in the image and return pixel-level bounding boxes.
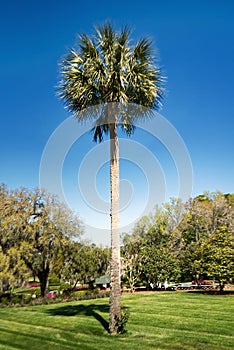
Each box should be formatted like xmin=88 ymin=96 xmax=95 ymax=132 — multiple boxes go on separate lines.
xmin=0 ymin=292 xmax=233 ymax=350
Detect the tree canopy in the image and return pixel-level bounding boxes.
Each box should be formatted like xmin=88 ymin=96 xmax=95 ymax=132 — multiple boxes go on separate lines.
xmin=0 ymin=185 xmax=83 ymax=296
xmin=0 ymin=186 xmax=233 ymax=297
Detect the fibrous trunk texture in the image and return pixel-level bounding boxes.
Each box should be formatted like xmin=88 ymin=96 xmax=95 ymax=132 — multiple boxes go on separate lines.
xmin=109 ymin=119 xmax=121 ymax=334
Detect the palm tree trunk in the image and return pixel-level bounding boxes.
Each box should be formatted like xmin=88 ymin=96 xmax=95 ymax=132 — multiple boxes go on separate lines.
xmin=109 ymin=120 xmax=121 ymax=334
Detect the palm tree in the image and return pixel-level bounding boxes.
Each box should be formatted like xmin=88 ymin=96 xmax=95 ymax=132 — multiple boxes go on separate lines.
xmin=58 ymin=22 xmax=163 ymax=334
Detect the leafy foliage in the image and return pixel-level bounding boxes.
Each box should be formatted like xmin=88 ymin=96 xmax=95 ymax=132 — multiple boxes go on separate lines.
xmin=0 ymin=185 xmax=83 ymax=296
xmin=1 ymin=183 xmax=233 ymax=300
xmin=121 ymin=192 xmax=234 ymax=289
xmin=58 ymin=241 xmax=110 ymax=288
xmin=195 ymin=226 xmax=234 ymax=290
xmin=58 ymin=21 xmax=164 ymax=141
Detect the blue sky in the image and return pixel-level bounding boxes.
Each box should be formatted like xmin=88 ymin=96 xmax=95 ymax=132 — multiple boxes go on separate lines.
xmin=0 ymin=0 xmax=233 ymax=245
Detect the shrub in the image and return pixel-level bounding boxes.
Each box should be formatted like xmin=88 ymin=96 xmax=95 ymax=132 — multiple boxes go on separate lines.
xmin=49 ymin=276 xmax=60 ymax=286
xmin=93 ymin=288 xmax=99 ymax=296
xmin=0 ymin=297 xmax=9 ymax=306
xmin=0 ymin=293 xmax=11 ymax=302
xmin=46 ymin=291 xmax=57 ymax=299
xmin=23 ymin=294 xmax=33 ymax=304
xmin=113 ymin=306 xmax=130 ymax=334
xmin=11 ymin=295 xmax=23 ymax=305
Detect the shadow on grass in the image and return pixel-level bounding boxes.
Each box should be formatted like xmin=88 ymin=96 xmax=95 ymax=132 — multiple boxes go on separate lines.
xmin=46 ymin=304 xmax=109 ymax=332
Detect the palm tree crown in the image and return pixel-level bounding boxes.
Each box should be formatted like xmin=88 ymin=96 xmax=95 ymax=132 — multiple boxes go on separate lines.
xmin=59 ymin=22 xmax=163 ymax=139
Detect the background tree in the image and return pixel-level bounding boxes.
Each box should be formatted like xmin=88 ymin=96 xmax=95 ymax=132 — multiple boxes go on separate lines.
xmin=0 ymin=185 xmax=82 ymax=297
xmin=122 ymin=201 xmax=182 ymax=290
xmin=0 ymin=247 xmax=12 ymax=292
xmin=140 ymin=241 xmax=181 ymax=288
xmin=121 ymin=192 xmax=233 ymax=288
xmin=59 ymin=242 xmax=110 ymax=289
xmin=58 ymin=22 xmax=163 ymax=333
xmin=194 ymin=226 xmax=234 ymax=291
xmin=177 ymin=191 xmax=234 ymax=282
xmin=19 ymin=189 xmax=82 ymax=297
xmin=1 ymin=183 xmax=233 ymax=296
xmin=121 ymin=237 xmax=143 ymax=292
xmin=0 ymin=185 xmax=32 ymax=291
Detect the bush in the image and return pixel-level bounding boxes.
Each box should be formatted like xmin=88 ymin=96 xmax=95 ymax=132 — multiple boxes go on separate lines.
xmin=0 ymin=288 xmax=110 ymax=308
xmin=0 ymin=293 xmax=25 ymax=307
xmin=49 ymin=276 xmax=60 ymax=286
xmin=10 ymin=295 xmax=23 ymax=305
xmin=93 ymin=288 xmax=99 ymax=296
xmin=0 ymin=297 xmax=9 ymax=306
xmin=115 ymin=306 xmax=130 ymax=334
xmin=0 ymin=293 xmax=11 ymax=302
xmin=23 ymin=294 xmax=33 ymax=304
xmin=46 ymin=291 xmax=57 ymax=299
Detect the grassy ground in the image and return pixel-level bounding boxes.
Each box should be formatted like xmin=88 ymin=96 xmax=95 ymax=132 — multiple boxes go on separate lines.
xmin=0 ymin=292 xmax=233 ymax=350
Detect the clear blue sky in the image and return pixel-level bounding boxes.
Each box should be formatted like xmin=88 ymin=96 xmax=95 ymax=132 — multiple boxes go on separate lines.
xmin=0 ymin=0 xmax=233 ymax=244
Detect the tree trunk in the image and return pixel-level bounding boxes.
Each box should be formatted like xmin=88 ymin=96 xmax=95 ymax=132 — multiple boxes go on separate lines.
xmin=109 ymin=120 xmax=121 ymax=334
xmin=38 ymin=266 xmax=50 ymax=297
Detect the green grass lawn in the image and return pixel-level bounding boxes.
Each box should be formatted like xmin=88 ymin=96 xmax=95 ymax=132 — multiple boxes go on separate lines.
xmin=0 ymin=292 xmax=233 ymax=350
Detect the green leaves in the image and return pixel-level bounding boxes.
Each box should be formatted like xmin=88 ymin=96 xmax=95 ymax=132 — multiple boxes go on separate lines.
xmin=58 ymin=242 xmax=110 ymax=287
xmin=195 ymin=226 xmax=234 ymax=289
xmin=140 ymin=243 xmax=181 ymax=286
xmin=0 ymin=185 xmax=83 ymax=294
xmin=58 ymin=22 xmax=164 ymax=132
xmin=121 ymin=192 xmax=234 ymax=289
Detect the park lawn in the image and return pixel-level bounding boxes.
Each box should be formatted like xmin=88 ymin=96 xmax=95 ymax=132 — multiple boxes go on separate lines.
xmin=0 ymin=292 xmax=233 ymax=350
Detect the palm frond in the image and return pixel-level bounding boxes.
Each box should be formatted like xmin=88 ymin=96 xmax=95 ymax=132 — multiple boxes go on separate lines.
xmin=58 ymin=22 xmax=165 ymax=139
